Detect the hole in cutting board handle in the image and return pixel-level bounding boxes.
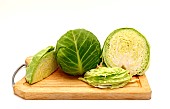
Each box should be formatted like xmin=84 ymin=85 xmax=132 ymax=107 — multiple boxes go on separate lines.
xmin=12 ymin=64 xmax=26 ymax=86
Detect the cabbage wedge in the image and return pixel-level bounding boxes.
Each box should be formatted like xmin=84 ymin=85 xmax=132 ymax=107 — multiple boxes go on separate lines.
xmin=26 ymin=46 xmax=58 ymax=84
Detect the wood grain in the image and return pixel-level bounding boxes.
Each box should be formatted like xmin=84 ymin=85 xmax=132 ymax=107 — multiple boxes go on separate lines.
xmin=13 ymin=57 xmax=151 ymax=100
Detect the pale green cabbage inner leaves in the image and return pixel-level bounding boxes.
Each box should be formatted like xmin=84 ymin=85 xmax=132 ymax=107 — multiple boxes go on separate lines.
xmin=26 ymin=46 xmax=58 ymax=84
xmin=56 ymin=29 xmax=102 ymax=75
xmin=79 ymin=67 xmax=132 ymax=89
xmin=102 ymin=28 xmax=150 ymax=75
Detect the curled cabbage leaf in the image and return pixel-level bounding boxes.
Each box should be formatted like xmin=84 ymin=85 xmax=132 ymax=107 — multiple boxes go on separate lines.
xmin=56 ymin=29 xmax=102 ymax=75
xmin=102 ymin=28 xmax=150 ymax=75
xmin=79 ymin=67 xmax=132 ymax=89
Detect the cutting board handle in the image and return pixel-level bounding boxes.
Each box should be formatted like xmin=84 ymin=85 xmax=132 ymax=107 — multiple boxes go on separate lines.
xmin=12 ymin=64 xmax=26 ymax=86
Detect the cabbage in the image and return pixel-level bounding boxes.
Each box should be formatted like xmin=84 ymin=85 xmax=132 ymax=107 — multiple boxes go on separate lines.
xmin=79 ymin=67 xmax=132 ymax=89
xmin=56 ymin=29 xmax=102 ymax=75
xmin=102 ymin=28 xmax=150 ymax=75
xmin=26 ymin=46 xmax=58 ymax=84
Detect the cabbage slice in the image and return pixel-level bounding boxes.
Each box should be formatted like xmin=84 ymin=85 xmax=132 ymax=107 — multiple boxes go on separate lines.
xmin=103 ymin=28 xmax=150 ymax=75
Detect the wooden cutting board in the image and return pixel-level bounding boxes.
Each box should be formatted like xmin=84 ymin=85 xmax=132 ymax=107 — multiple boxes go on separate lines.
xmin=13 ymin=57 xmax=151 ymax=100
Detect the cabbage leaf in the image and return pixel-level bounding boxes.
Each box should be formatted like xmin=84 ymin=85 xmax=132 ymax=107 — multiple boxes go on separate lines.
xmin=79 ymin=67 xmax=132 ymax=89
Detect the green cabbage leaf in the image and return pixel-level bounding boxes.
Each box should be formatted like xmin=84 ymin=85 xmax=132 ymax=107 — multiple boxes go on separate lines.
xmin=79 ymin=67 xmax=132 ymax=89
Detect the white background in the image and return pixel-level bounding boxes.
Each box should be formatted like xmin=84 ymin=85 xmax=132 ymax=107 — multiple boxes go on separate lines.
xmin=0 ymin=0 xmax=169 ymax=109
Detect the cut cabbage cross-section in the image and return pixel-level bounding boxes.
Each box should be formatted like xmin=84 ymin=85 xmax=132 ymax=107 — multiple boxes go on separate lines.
xmin=102 ymin=28 xmax=150 ymax=75
xmin=26 ymin=46 xmax=58 ymax=84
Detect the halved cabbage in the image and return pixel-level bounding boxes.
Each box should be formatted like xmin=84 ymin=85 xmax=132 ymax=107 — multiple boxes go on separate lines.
xmin=102 ymin=28 xmax=150 ymax=75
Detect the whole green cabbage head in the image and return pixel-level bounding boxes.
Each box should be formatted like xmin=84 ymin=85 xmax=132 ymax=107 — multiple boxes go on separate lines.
xmin=55 ymin=29 xmax=102 ymax=75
